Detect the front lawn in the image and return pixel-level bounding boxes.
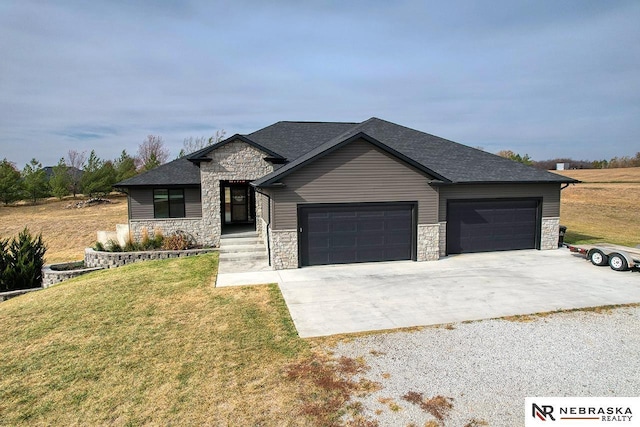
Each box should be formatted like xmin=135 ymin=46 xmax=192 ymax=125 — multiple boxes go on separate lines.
xmin=0 ymin=254 xmax=322 ymax=425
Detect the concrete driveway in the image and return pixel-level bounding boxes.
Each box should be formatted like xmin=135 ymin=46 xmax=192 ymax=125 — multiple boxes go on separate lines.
xmin=217 ymin=248 xmax=640 ymax=338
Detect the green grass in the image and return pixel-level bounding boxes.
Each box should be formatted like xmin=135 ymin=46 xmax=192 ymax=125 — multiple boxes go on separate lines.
xmin=0 ymin=254 xmax=327 ymax=425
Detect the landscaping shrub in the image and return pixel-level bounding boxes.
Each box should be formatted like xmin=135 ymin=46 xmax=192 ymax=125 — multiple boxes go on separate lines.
xmin=0 ymin=238 xmax=8 ymax=290
xmin=161 ymin=231 xmax=191 ymax=251
xmin=0 ymin=228 xmax=47 ymax=291
xmin=123 ymin=239 xmax=140 ymax=252
xmin=106 ymin=239 xmax=123 ymax=252
xmin=140 ymin=228 xmax=164 ymax=250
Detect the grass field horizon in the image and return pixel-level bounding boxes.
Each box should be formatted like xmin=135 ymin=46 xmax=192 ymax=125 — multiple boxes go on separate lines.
xmin=553 ymin=167 xmax=640 ymax=246
xmin=0 ymin=194 xmax=128 ymax=263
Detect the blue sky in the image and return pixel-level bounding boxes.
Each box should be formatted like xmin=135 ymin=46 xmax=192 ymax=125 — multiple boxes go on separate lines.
xmin=1 ymin=0 xmax=639 ymax=168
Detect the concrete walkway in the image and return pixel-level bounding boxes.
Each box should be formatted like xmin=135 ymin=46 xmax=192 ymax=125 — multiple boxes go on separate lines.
xmin=216 ymin=249 xmax=640 ymax=338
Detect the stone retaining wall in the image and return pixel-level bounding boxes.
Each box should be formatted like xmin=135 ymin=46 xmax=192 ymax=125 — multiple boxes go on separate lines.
xmin=42 ymin=262 xmax=104 ymax=288
xmin=85 ymin=247 xmax=217 ymax=269
xmin=0 ymin=288 xmax=42 ymax=302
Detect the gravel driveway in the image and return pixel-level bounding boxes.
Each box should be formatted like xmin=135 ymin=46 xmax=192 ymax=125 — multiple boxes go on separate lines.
xmin=333 ymin=305 xmax=640 ymax=427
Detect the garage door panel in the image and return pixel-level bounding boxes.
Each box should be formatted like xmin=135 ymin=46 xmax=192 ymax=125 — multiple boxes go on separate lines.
xmin=308 ymin=220 xmax=329 ymax=233
xmin=447 ymin=199 xmax=539 ymax=254
xmin=331 ymin=235 xmax=356 ymax=248
xmin=300 ymin=203 xmax=415 ymax=266
xmin=359 ymin=234 xmax=385 ymax=246
xmin=332 ymin=221 xmax=358 ymax=232
xmin=359 ymin=220 xmax=385 ymax=231
xmin=308 ymin=236 xmax=330 ymax=249
xmin=330 ymin=250 xmax=357 ymax=264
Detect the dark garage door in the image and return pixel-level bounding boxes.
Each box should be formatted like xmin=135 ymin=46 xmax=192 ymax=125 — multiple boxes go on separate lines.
xmin=447 ymin=199 xmax=539 ymax=254
xmin=299 ymin=203 xmax=415 ymax=266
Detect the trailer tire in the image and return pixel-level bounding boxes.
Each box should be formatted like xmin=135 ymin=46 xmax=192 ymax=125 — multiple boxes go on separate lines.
xmin=588 ymin=249 xmax=608 ymax=266
xmin=609 ymin=253 xmax=629 ymax=271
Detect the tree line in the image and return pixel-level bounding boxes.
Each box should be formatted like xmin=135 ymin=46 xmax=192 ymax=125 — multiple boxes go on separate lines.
xmin=0 ymin=131 xmax=225 ymax=205
xmin=496 ymin=150 xmax=640 ymax=170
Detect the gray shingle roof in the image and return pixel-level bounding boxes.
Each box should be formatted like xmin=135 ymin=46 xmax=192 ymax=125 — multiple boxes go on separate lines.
xmin=113 ymin=157 xmax=200 ymax=187
xmin=253 ymin=117 xmax=577 ymax=187
xmin=246 ymin=121 xmax=357 ymax=160
xmin=115 ymin=117 xmax=577 ymax=188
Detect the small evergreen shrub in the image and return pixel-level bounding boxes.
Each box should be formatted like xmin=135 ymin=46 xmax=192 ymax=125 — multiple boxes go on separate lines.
xmin=140 ymin=227 xmax=151 ymax=248
xmin=0 ymin=238 xmax=8 ymax=291
xmin=106 ymin=239 xmax=123 ymax=252
xmin=124 ymin=240 xmax=141 ymax=252
xmin=140 ymin=228 xmax=164 ymax=250
xmin=94 ymin=241 xmax=105 ymax=252
xmin=152 ymin=230 xmax=164 ymax=249
xmin=0 ymin=228 xmax=47 ymax=291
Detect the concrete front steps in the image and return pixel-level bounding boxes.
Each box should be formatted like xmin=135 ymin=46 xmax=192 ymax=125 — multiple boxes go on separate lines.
xmin=218 ymin=231 xmax=271 ymax=274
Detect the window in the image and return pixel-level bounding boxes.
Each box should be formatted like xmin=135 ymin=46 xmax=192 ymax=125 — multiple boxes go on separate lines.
xmin=153 ymin=189 xmax=186 ymax=218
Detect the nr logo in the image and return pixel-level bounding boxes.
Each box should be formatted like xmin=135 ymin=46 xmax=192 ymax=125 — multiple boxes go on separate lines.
xmin=533 ymin=403 xmax=556 ymax=421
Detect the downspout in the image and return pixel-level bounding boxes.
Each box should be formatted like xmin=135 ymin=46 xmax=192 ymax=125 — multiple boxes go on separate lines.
xmin=253 ymin=187 xmax=272 ymax=266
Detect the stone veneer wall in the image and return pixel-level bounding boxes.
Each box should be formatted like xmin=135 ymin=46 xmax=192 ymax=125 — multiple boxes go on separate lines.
xmin=129 ymin=218 xmax=205 ymax=245
xmin=42 ymin=263 xmax=104 ymax=288
xmin=200 ymin=140 xmax=274 ymax=248
xmin=85 ymin=247 xmax=216 ymax=269
xmin=438 ymin=222 xmax=447 ymax=257
xmin=258 ymin=217 xmax=268 ymax=244
xmin=270 ymin=229 xmax=297 ymax=270
xmin=417 ymin=224 xmax=440 ymax=261
xmin=540 ymin=217 xmax=560 ymax=250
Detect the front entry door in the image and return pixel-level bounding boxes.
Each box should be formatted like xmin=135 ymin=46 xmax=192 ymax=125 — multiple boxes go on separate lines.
xmin=231 ymin=187 xmax=248 ymax=222
xmin=222 ymin=181 xmax=255 ymax=226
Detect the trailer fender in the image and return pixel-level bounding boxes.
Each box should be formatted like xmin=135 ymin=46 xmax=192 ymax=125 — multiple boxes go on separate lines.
xmin=608 ymin=252 xmax=632 ymax=271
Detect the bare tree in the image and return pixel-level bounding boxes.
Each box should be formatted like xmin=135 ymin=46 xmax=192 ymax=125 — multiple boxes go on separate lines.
xmin=66 ymin=149 xmax=86 ymax=197
xmin=180 ymin=130 xmax=227 ymax=157
xmin=137 ymin=135 xmax=170 ymax=171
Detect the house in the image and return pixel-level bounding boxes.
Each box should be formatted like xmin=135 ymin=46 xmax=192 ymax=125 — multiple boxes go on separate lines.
xmin=113 ymin=117 xmax=577 ymax=269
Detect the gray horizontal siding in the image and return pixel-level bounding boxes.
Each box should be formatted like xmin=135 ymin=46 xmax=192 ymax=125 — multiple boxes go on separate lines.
xmin=129 ymin=188 xmax=153 ymax=219
xmin=129 ymin=187 xmax=202 ymax=220
xmin=270 ymin=138 xmax=438 ymax=230
xmin=259 ymin=192 xmax=270 ymax=222
xmin=438 ymin=183 xmax=561 ymax=221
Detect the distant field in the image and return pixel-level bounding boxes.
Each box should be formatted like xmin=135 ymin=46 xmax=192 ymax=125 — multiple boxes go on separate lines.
xmin=0 ymin=195 xmax=128 ymax=263
xmin=553 ymin=166 xmax=640 ymax=183
xmin=554 ymin=168 xmax=640 ymax=246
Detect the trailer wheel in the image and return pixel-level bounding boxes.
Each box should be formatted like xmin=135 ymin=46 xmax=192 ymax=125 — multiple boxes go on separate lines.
xmin=609 ymin=253 xmax=629 ymax=271
xmin=588 ymin=249 xmax=608 ymax=266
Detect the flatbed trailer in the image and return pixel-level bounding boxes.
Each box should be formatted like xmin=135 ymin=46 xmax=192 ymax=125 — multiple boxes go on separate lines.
xmin=565 ymin=243 xmax=640 ymax=272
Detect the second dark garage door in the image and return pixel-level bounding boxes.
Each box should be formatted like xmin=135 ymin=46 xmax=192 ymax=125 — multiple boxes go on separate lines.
xmin=447 ymin=199 xmax=540 ymax=254
xmin=299 ymin=203 xmax=415 ymax=266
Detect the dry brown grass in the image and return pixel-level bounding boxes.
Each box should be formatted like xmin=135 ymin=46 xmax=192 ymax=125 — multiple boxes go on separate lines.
xmin=0 ymin=252 xmax=385 ymax=426
xmin=553 ymin=168 xmax=640 ymax=245
xmin=0 ymin=195 xmax=127 ymax=263
xmin=401 ymin=392 xmax=454 ymax=425
xmin=560 ymin=182 xmax=640 ymax=246
xmin=553 ymin=166 xmax=640 ymax=183
xmin=286 ymin=354 xmax=381 ymax=426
